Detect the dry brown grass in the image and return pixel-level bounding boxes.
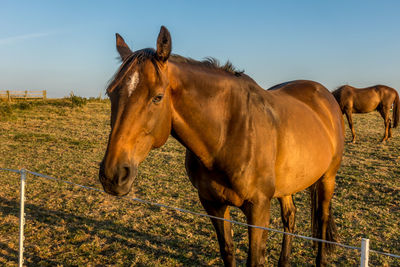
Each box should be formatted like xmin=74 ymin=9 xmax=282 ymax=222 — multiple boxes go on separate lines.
xmin=0 ymin=99 xmax=399 ymax=266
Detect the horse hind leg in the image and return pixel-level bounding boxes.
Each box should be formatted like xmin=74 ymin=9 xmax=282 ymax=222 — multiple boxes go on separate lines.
xmin=311 ymin=170 xmax=338 ymax=267
xmin=278 ymin=195 xmax=296 ymax=267
xmin=378 ymin=106 xmax=391 ymax=142
xmin=344 ymin=110 xmax=356 ymax=143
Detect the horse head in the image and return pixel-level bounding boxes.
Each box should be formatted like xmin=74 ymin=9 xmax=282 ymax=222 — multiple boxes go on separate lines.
xmin=99 ymin=26 xmax=172 ymax=196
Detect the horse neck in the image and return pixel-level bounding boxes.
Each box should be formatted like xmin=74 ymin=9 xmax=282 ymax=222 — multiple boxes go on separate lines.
xmin=167 ymin=61 xmax=257 ymax=169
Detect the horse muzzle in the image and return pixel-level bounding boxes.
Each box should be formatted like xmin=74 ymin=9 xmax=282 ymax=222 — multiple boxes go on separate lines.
xmin=99 ymin=161 xmax=137 ymax=196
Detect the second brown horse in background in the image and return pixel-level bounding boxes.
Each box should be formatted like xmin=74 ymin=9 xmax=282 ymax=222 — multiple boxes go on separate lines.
xmin=332 ymin=85 xmax=400 ymax=142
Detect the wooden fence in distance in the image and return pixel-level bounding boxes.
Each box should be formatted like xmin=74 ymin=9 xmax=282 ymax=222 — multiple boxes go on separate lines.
xmin=0 ymin=90 xmax=47 ymax=101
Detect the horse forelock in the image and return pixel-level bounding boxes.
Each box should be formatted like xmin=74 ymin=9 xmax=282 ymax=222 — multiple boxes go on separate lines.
xmin=106 ymin=48 xmax=160 ymax=94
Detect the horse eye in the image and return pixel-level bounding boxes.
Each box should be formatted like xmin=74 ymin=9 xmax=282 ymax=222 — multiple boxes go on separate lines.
xmin=152 ymin=94 xmax=164 ymax=103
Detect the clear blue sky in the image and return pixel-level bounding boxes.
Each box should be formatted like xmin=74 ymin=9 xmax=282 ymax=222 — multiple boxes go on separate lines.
xmin=1 ymin=1 xmax=399 ymax=98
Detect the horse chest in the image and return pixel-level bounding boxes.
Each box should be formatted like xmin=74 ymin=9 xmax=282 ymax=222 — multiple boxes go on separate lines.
xmin=185 ymin=151 xmax=247 ymax=207
xmin=193 ymin=174 xmax=246 ymax=207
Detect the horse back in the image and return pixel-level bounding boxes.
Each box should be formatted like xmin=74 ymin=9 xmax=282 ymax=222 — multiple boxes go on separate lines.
xmin=268 ymin=80 xmax=343 ymax=122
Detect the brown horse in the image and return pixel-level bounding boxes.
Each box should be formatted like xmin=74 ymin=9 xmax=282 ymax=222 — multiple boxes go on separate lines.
xmin=99 ymin=26 xmax=345 ymax=267
xmin=332 ymin=85 xmax=400 ymax=143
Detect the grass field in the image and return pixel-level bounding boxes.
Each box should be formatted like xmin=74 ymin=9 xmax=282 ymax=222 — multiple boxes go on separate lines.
xmin=0 ymin=98 xmax=399 ymax=266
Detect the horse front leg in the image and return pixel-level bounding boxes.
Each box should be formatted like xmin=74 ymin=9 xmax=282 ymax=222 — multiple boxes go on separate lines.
xmin=199 ymin=196 xmax=236 ymax=267
xmin=278 ymin=195 xmax=296 ymax=267
xmin=241 ymin=196 xmax=271 ymax=267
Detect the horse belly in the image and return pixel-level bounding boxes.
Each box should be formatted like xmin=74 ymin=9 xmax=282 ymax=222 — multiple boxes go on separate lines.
xmin=274 ymin=146 xmax=332 ymax=197
xmin=353 ymin=94 xmax=380 ymax=113
xmin=272 ymin=113 xmax=335 ymax=197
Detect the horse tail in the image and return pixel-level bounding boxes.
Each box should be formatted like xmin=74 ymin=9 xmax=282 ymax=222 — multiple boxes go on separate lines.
xmin=393 ymin=90 xmax=400 ymax=128
xmin=310 ymin=183 xmax=337 ymax=252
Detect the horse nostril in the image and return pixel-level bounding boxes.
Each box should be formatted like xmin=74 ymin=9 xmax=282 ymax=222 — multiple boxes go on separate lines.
xmin=118 ymin=166 xmax=131 ymax=185
xmin=123 ymin=166 xmax=130 ymax=179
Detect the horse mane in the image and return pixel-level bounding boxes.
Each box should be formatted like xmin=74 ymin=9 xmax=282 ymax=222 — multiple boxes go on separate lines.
xmin=107 ymin=48 xmax=245 ymax=94
xmin=331 ymin=84 xmax=348 ymax=93
xmin=170 ymin=54 xmax=244 ymax=76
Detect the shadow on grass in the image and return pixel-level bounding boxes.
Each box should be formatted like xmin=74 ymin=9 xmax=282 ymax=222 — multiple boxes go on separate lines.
xmin=0 ymin=242 xmax=18 ymax=264
xmin=0 ymin=196 xmax=209 ymax=266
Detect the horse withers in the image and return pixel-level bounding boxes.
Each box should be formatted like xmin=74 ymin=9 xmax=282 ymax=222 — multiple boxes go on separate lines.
xmin=332 ymin=85 xmax=400 ymax=142
xmin=99 ymin=26 xmax=345 ymax=266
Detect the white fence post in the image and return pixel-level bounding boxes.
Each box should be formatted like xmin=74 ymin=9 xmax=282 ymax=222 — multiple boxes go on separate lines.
xmin=18 ymin=169 xmax=26 ymax=267
xmin=360 ymin=238 xmax=370 ymax=267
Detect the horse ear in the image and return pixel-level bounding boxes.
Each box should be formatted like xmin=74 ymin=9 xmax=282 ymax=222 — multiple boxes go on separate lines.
xmin=116 ymin=33 xmax=133 ymax=61
xmin=156 ymin=26 xmax=172 ymax=62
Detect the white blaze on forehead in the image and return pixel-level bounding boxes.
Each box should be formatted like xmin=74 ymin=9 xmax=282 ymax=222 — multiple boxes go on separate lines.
xmin=127 ymin=71 xmax=139 ymax=97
